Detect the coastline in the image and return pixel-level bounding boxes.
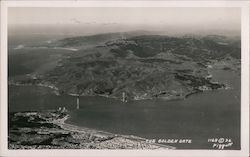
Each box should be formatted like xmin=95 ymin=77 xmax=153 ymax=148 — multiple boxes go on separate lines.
xmin=8 ymin=67 xmax=240 ymax=150
xmin=8 ymin=81 xmax=225 ymax=103
xmin=8 ymin=110 xmax=175 ymax=149
xmin=58 ymin=113 xmax=175 ymax=148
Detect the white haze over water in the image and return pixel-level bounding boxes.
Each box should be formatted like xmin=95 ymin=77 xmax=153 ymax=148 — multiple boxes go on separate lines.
xmin=8 ymin=7 xmax=241 ymax=37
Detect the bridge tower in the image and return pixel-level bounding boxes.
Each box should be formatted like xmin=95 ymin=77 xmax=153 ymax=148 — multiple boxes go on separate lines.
xmin=76 ymin=96 xmax=80 ymax=109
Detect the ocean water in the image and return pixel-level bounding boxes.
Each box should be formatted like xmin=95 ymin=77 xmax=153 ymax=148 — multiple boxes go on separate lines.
xmin=8 ymin=69 xmax=240 ymax=149
xmin=7 ymin=33 xmax=240 ymax=149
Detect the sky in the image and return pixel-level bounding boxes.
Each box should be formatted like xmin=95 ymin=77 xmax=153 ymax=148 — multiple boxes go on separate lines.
xmin=8 ymin=7 xmax=241 ymax=36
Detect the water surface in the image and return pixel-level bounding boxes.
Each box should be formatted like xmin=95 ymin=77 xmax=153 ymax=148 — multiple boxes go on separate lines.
xmin=8 ymin=69 xmax=240 ymax=149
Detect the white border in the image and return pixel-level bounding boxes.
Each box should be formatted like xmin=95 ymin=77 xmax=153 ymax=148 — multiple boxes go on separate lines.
xmin=0 ymin=1 xmax=249 ymax=157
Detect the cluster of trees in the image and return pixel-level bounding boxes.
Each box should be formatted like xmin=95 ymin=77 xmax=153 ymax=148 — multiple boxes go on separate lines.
xmin=43 ymin=34 xmax=239 ymax=99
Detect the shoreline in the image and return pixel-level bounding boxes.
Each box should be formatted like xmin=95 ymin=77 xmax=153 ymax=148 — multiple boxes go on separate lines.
xmin=8 ymin=82 xmax=226 ymax=103
xmin=8 ymin=110 xmax=175 ymax=149
xmin=58 ymin=114 xmax=171 ymax=148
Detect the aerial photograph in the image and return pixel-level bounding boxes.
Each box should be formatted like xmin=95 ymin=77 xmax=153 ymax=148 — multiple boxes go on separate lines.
xmin=8 ymin=7 xmax=241 ymax=150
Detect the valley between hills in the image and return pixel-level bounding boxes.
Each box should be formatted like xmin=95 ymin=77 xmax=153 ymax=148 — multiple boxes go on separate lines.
xmin=8 ymin=31 xmax=241 ymax=149
xmin=9 ymin=32 xmax=241 ymax=102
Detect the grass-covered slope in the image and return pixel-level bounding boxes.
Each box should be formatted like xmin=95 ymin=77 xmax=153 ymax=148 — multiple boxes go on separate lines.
xmin=10 ymin=33 xmax=240 ymax=101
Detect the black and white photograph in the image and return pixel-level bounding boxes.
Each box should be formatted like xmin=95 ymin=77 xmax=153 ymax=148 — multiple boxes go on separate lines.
xmin=0 ymin=1 xmax=249 ymax=157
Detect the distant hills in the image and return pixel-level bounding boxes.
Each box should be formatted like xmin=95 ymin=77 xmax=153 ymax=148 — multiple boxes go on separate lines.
xmin=49 ymin=32 xmax=240 ymax=60
xmin=10 ymin=32 xmax=241 ymax=101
